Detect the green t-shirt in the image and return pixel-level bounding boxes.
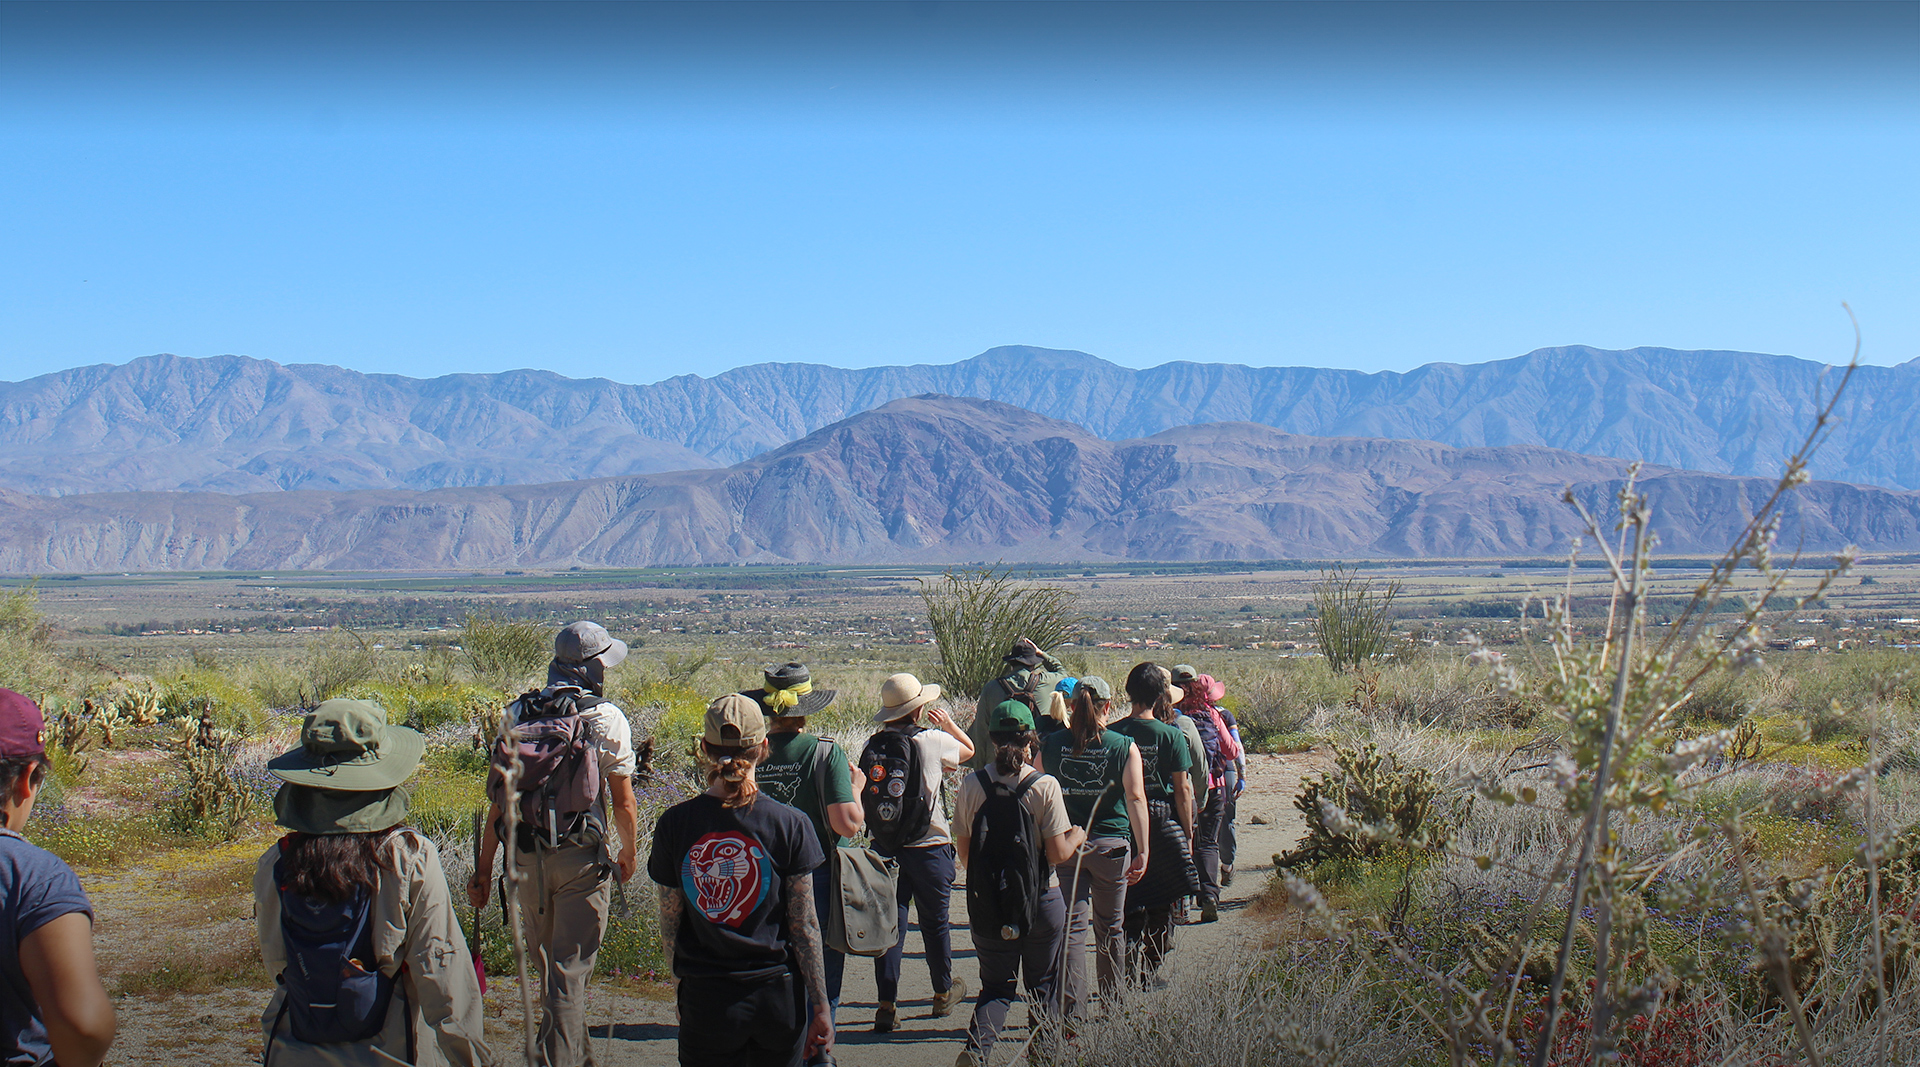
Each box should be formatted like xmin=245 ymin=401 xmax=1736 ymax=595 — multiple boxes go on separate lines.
xmin=1108 ymin=715 xmax=1192 ymax=803
xmin=1040 ymin=728 xmax=1135 ymax=841
xmin=757 ymin=731 xmax=857 ymax=853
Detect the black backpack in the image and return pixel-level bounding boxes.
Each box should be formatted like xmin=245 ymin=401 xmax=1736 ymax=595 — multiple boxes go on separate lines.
xmin=859 ymin=727 xmax=931 ymax=857
xmin=268 ymin=839 xmax=407 ymax=1055
xmin=965 ymin=770 xmax=1048 ymax=942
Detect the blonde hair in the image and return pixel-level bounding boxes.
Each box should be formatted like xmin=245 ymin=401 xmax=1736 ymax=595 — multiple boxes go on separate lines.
xmin=1045 ymin=690 xmax=1071 ymax=725
xmin=702 ymin=740 xmax=769 ymax=809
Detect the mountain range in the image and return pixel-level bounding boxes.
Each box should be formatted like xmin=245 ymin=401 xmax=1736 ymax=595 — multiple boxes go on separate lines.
xmin=3 ymin=395 xmax=1914 ymax=572
xmin=4 ymin=345 xmax=1917 ymax=496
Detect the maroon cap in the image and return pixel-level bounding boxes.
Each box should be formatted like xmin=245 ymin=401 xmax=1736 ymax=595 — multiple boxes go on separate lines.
xmin=0 ymin=690 xmax=47 ymax=760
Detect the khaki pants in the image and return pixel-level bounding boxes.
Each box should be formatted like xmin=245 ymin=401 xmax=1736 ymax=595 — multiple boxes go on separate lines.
xmin=512 ymin=842 xmax=612 ymax=1067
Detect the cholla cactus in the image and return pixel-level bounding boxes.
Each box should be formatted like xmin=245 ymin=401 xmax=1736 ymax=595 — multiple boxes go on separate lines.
xmin=165 ymin=707 xmax=247 ymax=836
xmin=114 ymin=682 xmax=161 ymax=727
xmin=1277 ymin=742 xmax=1447 ymax=867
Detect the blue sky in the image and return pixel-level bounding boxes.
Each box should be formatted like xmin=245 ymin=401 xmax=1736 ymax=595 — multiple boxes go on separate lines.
xmin=3 ymin=1 xmax=1916 ymax=383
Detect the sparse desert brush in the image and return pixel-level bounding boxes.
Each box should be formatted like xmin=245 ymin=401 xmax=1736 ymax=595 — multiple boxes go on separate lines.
xmin=1275 ymin=346 xmax=1920 ymax=1065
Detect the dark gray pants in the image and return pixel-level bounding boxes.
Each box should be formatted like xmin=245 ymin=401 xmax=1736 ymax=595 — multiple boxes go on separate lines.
xmin=1219 ymin=768 xmax=1239 ymax=868
xmin=1053 ymin=837 xmax=1130 ymax=1015
xmin=965 ymin=887 xmax=1066 ymax=1058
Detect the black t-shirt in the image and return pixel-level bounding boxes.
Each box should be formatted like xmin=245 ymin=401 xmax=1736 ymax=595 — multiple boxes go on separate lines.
xmin=647 ymin=793 xmax=825 ymax=981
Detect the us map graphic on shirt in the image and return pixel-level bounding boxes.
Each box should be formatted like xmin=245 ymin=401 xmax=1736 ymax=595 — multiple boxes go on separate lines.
xmin=681 ymin=831 xmax=774 ymax=929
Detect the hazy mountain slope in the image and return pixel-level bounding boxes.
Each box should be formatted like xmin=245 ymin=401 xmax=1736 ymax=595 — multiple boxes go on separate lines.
xmin=3 ymin=396 xmax=1914 ymax=573
xmin=4 ymin=346 xmax=1917 ymax=495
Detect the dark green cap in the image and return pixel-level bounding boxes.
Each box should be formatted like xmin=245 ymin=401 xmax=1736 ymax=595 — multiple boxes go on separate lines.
xmin=989 ymin=699 xmax=1035 ymax=733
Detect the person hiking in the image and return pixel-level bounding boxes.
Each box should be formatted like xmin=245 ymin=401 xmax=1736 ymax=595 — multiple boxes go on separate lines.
xmin=1172 ymin=667 xmax=1231 ymax=923
xmin=256 ymin=698 xmax=491 ymax=1066
xmin=742 ymin=662 xmax=863 ymax=1066
xmin=0 ymin=690 xmax=114 ymax=1067
xmin=953 ymin=700 xmax=1086 ymax=1067
xmin=1038 ymin=675 xmax=1147 ymax=1016
xmin=969 ymin=638 xmax=1066 ymax=770
xmin=650 ymin=693 xmax=833 ymax=1067
xmin=469 ymin=620 xmax=640 ymax=1067
xmin=1109 ymin=663 xmax=1198 ymax=985
xmin=861 ymin=672 xmax=974 ymax=1031
xmin=1037 ymin=678 xmax=1075 ymax=741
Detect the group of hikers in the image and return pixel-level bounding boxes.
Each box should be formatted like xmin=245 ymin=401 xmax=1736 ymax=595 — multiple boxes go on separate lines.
xmin=0 ymin=620 xmax=1250 ymax=1067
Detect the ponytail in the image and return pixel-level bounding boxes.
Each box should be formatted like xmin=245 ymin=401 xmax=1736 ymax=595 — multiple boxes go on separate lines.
xmin=702 ymin=740 xmax=769 ymax=809
xmin=1070 ymin=689 xmax=1108 ymax=756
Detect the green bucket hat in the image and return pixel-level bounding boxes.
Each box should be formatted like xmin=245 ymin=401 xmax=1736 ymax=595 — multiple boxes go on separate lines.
xmin=268 ymin=699 xmax=424 ymax=835
xmin=268 ymin=698 xmax=424 ymax=791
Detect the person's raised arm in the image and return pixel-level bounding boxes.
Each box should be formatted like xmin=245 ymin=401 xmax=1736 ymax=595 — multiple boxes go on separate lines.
xmin=20 ymin=913 xmax=114 ymax=1067
xmin=786 ymin=873 xmax=834 ymax=1061
xmin=925 ymin=705 xmax=974 ymax=763
xmin=608 ymin=774 xmax=639 ymax=882
xmin=1122 ymin=746 xmax=1149 ymax=883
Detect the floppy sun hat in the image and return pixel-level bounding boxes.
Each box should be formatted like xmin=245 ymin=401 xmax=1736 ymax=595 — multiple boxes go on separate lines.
xmin=874 ymin=673 xmax=942 ymax=724
xmin=740 ymin=661 xmax=838 ymax=719
xmin=267 ymin=699 xmax=425 ymax=835
xmin=554 ymin=620 xmax=629 ymax=668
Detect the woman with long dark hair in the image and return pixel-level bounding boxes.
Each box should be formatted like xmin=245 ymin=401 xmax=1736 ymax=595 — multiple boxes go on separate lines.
xmin=254 ymin=699 xmax=490 ymax=1066
xmin=1038 ymin=676 xmax=1147 ymax=1016
xmin=954 ymin=701 xmax=1086 ymax=1065
xmin=647 ymin=694 xmax=833 ymax=1067
xmin=1108 ymin=663 xmax=1200 ymax=985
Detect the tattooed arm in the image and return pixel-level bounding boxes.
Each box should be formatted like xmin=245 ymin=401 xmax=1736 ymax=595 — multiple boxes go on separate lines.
xmin=786 ymin=872 xmax=834 ymax=1059
xmin=657 ymin=886 xmax=683 ymax=966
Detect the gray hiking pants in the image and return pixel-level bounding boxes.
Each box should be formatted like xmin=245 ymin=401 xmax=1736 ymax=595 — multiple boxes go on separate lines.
xmin=1054 ymin=837 xmax=1130 ymax=1016
xmin=513 ymin=842 xmax=613 ymax=1067
xmin=965 ymin=886 xmax=1066 ymax=1058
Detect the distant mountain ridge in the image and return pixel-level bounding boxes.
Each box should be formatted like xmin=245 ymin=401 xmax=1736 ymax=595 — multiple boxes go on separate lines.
xmin=2 ymin=395 xmax=1914 ymax=572
xmin=3 ymin=345 xmax=1918 ymax=495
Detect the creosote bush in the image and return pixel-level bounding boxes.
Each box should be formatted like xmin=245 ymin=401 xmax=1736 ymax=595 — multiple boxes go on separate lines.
xmin=461 ymin=613 xmax=549 ymax=689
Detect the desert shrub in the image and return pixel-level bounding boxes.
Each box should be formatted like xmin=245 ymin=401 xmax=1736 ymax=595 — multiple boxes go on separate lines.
xmin=1278 ymin=742 xmax=1448 ymax=867
xmin=160 ymin=666 xmax=268 ymax=732
xmin=1312 ymin=565 xmax=1401 ymax=672
xmin=0 ymin=586 xmax=56 ymax=696
xmin=1231 ymin=659 xmax=1347 ymax=745
xmin=919 ymin=567 xmax=1079 ymax=699
xmin=159 ymin=712 xmax=254 ymax=839
xmin=461 ymin=614 xmax=549 ymax=688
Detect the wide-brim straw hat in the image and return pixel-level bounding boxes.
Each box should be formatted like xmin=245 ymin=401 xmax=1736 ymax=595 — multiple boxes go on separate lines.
xmin=874 ymin=673 xmax=942 ymax=724
xmin=741 ymin=661 xmax=837 ymax=719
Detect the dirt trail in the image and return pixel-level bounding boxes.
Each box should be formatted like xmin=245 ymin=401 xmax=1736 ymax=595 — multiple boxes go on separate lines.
xmin=96 ymin=751 xmax=1325 ymax=1066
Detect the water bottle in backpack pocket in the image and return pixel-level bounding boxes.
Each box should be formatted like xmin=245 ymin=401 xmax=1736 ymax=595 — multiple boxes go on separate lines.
xmin=858 ymin=727 xmax=931 ymax=857
xmin=487 ymin=687 xmax=604 ymax=850
xmin=965 ymin=770 xmax=1048 ymax=941
xmin=269 ymin=848 xmax=404 ymax=1053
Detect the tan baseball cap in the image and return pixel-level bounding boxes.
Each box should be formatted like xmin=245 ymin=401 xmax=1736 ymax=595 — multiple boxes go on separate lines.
xmin=704 ymin=693 xmax=768 ymax=748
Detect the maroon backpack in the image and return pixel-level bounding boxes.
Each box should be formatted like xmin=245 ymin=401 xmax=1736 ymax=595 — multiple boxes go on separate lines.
xmin=487 ymin=686 xmax=604 ymax=848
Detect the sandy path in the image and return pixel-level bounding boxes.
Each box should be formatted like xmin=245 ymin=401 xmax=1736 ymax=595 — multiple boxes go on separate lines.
xmin=97 ymin=751 xmax=1325 ymax=1065
xmin=563 ymin=749 xmax=1324 ymax=1067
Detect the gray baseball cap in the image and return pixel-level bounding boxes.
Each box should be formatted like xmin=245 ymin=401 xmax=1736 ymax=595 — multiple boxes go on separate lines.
xmin=555 ymin=620 xmax=628 ymax=668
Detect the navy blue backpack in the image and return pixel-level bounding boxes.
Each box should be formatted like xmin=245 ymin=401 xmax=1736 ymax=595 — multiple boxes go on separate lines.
xmin=268 ymin=840 xmax=406 ymax=1058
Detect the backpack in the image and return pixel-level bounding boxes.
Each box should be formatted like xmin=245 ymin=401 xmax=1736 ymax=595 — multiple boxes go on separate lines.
xmin=965 ymin=770 xmax=1048 ymax=942
xmin=858 ymin=726 xmax=931 ymax=857
xmin=269 ymin=839 xmax=406 ymax=1052
xmin=1186 ymin=708 xmax=1227 ymax=790
xmin=487 ymin=686 xmax=604 ymax=849
xmin=995 ymin=668 xmax=1045 ymax=720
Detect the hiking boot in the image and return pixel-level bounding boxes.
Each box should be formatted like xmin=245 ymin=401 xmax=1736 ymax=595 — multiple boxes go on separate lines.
xmin=1220 ymin=865 xmax=1234 ymax=887
xmin=1200 ymin=899 xmax=1219 ymax=923
xmin=931 ymin=977 xmax=969 ymax=1017
xmin=956 ymin=1049 xmax=985 ymax=1067
xmin=874 ymin=1003 xmax=897 ymax=1033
